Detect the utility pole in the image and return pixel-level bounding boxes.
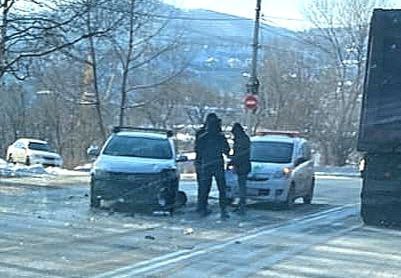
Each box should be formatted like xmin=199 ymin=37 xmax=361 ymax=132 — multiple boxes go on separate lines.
xmin=247 ymin=0 xmax=262 ymax=96
xmin=245 ymin=0 xmax=262 ymax=134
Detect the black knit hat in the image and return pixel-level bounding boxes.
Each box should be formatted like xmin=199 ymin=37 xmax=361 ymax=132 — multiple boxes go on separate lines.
xmin=232 ymin=122 xmax=244 ymax=134
xmin=205 ymin=113 xmax=218 ymax=123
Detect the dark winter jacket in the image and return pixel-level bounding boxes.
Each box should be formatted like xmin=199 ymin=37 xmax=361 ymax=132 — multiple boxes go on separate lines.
xmin=232 ymin=132 xmax=251 ymax=175
xmin=197 ymin=121 xmax=230 ymax=169
xmin=194 ymin=125 xmax=206 ymax=169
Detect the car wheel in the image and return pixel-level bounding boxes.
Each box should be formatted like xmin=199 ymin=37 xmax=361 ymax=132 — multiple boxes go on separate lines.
xmin=361 ymin=203 xmax=381 ymax=226
xmin=25 ymin=156 xmax=30 ymax=166
xmin=303 ymin=178 xmax=315 ymax=204
xmin=284 ymin=184 xmax=296 ymax=209
xmin=90 ymin=181 xmax=101 ymax=208
xmin=175 ymin=191 xmax=187 ymax=207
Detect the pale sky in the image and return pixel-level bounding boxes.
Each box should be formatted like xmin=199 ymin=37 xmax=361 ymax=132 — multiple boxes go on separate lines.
xmin=163 ymin=0 xmax=311 ymax=30
xmin=163 ymin=0 xmax=401 ymax=30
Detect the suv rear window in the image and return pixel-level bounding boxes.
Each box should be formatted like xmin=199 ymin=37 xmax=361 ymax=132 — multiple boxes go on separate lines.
xmin=251 ymin=142 xmax=294 ymax=164
xmin=103 ymin=135 xmax=173 ymax=159
xmin=28 ymin=142 xmax=51 ymax=152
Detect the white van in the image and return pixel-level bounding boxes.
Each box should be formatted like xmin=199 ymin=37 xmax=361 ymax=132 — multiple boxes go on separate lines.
xmin=226 ymin=132 xmax=315 ymax=208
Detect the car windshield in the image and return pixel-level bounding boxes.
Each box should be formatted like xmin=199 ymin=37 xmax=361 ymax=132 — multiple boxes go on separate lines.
xmin=28 ymin=142 xmax=52 ymax=152
xmin=251 ymin=141 xmax=294 ymax=164
xmin=103 ymin=135 xmax=173 ymax=159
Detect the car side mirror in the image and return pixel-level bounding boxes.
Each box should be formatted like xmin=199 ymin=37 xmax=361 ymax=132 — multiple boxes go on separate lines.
xmin=87 ymin=145 xmax=100 ymax=158
xmin=176 ymin=154 xmax=188 ymax=163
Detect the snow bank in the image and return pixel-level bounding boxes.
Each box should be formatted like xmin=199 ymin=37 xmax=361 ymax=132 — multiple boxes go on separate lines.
xmin=0 ymin=164 xmax=47 ymax=177
xmin=45 ymin=167 xmax=89 ymax=176
xmin=0 ymin=160 xmax=88 ymax=178
xmin=73 ymin=163 xmax=93 ymax=172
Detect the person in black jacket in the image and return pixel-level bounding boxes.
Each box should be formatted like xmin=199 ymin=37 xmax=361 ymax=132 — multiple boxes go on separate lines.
xmin=197 ymin=116 xmax=230 ymax=219
xmin=194 ymin=113 xmax=218 ymax=213
xmin=231 ymin=123 xmax=251 ymax=216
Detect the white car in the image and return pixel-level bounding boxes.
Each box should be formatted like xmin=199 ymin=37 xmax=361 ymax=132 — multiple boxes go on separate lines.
xmin=226 ymin=132 xmax=315 ymax=208
xmin=6 ymin=138 xmax=63 ymax=167
xmin=90 ymin=127 xmax=187 ymax=211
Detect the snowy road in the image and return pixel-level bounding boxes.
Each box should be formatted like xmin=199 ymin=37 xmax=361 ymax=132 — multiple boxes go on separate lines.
xmin=1 ymin=175 xmax=399 ymax=277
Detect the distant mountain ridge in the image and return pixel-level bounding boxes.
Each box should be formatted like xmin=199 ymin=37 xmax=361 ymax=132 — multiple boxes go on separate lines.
xmin=167 ymin=8 xmax=296 ymax=93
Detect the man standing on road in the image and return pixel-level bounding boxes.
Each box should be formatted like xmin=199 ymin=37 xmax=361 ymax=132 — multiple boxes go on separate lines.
xmin=230 ymin=123 xmax=251 ymax=216
xmin=197 ymin=115 xmax=230 ymax=219
xmin=194 ymin=113 xmax=218 ymax=213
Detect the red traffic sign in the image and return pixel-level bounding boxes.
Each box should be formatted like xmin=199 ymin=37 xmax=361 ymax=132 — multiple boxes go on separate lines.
xmin=244 ymin=94 xmax=259 ymax=110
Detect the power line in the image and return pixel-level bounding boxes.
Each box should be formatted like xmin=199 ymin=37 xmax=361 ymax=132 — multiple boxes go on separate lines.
xmin=262 ymin=15 xmax=309 ymax=22
xmin=104 ymin=7 xmax=254 ymax=22
xmin=140 ymin=13 xmax=253 ymax=21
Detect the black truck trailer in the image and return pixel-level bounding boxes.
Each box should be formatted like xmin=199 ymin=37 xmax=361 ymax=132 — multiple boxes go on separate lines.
xmin=358 ymin=9 xmax=401 ymax=226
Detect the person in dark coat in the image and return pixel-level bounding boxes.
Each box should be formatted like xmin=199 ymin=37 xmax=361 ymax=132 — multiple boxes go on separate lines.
xmin=194 ymin=113 xmax=218 ymax=213
xmin=231 ymin=123 xmax=251 ymax=216
xmin=197 ymin=116 xmax=230 ymax=219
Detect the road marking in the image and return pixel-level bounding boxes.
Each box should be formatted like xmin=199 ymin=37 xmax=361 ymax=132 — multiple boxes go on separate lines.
xmin=93 ymin=204 xmax=359 ymax=278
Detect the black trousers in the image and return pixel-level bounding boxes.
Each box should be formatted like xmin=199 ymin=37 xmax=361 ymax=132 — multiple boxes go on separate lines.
xmin=238 ymin=174 xmax=247 ymax=210
xmin=195 ymin=163 xmax=206 ymax=211
xmin=199 ymin=165 xmax=227 ymax=212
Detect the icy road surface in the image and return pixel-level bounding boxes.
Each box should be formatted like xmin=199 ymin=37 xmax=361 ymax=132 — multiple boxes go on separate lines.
xmin=1 ymin=175 xmax=400 ymax=277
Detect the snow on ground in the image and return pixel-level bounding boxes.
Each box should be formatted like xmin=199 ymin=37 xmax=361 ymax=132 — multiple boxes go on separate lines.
xmin=45 ymin=167 xmax=89 ymax=176
xmin=73 ymin=163 xmax=93 ymax=172
xmin=0 ymin=160 xmax=89 ymax=178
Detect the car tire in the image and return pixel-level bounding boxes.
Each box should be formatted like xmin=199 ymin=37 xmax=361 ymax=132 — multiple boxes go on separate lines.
xmin=303 ymin=178 xmax=315 ymax=204
xmin=175 ymin=191 xmax=187 ymax=207
xmin=284 ymin=184 xmax=296 ymax=209
xmin=90 ymin=181 xmax=101 ymax=208
xmin=361 ymin=203 xmax=381 ymax=226
xmin=25 ymin=156 xmax=30 ymax=166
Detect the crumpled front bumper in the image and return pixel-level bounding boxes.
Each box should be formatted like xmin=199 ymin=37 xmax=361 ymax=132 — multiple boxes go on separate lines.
xmin=91 ymin=172 xmax=179 ymax=209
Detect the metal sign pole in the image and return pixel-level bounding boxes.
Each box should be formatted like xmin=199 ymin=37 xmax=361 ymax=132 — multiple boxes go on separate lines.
xmin=245 ymin=0 xmax=262 ymax=135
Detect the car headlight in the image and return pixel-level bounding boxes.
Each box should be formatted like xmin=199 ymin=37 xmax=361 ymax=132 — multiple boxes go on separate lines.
xmin=272 ymin=167 xmax=292 ymax=179
xmin=283 ymin=167 xmax=292 ymax=176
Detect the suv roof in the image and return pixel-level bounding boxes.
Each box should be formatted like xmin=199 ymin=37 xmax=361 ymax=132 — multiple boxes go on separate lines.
xmin=17 ymin=138 xmax=48 ymax=145
xmin=251 ymin=134 xmax=305 ymax=144
xmin=115 ymin=131 xmax=170 ymax=140
xmin=112 ymin=126 xmax=173 ymax=140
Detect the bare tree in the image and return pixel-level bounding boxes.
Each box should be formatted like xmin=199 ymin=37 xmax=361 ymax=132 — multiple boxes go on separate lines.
xmin=300 ymin=0 xmax=390 ymax=165
xmin=0 ymin=0 xmax=108 ymax=82
xmin=109 ymin=0 xmax=185 ymax=126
